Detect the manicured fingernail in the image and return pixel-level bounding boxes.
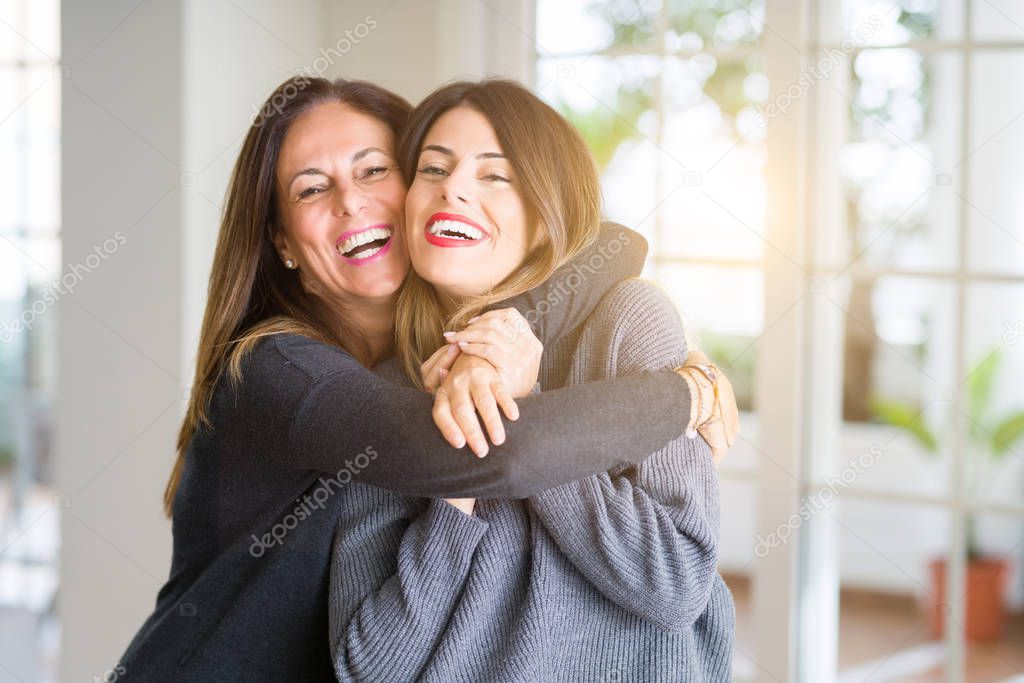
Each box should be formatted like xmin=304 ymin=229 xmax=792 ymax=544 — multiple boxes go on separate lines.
xmin=457 ymin=341 xmax=468 ymax=348
xmin=468 ymin=316 xmax=480 ymax=323
xmin=443 ymin=331 xmax=455 ymax=338
xmin=439 ymin=368 xmax=448 ymax=378
xmin=446 ymin=343 xmax=458 ymax=353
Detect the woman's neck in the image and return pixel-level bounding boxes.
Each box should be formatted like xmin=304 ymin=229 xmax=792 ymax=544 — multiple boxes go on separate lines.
xmin=434 ymin=286 xmax=468 ymax=319
xmin=336 ymin=294 xmax=396 ymax=367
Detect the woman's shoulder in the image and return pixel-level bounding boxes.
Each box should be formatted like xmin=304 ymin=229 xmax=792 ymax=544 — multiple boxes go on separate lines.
xmin=583 ymin=278 xmax=689 ymax=371
xmin=265 ymin=332 xmax=360 ymax=381
xmin=592 ymin=278 xmax=685 ymax=336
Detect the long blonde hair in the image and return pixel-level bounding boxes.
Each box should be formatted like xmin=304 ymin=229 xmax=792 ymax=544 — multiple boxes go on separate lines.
xmin=163 ymin=77 xmax=412 ymax=517
xmin=394 ymin=79 xmax=602 ymax=386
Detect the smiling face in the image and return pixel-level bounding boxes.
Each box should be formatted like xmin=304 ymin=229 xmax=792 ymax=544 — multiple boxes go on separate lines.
xmin=273 ymin=101 xmax=409 ymax=306
xmin=404 ymin=106 xmax=536 ymax=303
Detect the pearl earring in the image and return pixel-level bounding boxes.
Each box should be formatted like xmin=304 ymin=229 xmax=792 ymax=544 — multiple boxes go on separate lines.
xmin=285 ymin=259 xmax=295 ymax=269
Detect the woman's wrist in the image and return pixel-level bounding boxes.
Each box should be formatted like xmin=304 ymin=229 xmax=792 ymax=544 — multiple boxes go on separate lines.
xmin=678 ymin=370 xmax=702 ymax=435
xmin=677 ymin=366 xmax=714 ymax=434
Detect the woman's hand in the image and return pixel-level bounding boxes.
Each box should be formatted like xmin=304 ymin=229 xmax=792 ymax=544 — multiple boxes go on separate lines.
xmin=440 ymin=307 xmax=542 ymax=398
xmin=420 ymin=341 xmax=461 ymax=394
xmin=432 ymin=355 xmax=520 ymax=458
xmin=677 ymin=349 xmax=740 ymax=466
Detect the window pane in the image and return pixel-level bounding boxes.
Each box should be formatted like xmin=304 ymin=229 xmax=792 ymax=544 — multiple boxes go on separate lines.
xmin=827 ymin=0 xmax=962 ymax=46
xmin=0 ymin=0 xmax=59 ymax=62
xmin=972 ymin=0 xmax=1024 ymax=43
xmin=831 ymin=275 xmax=957 ymax=498
xmin=966 ymin=283 xmax=1024 ymax=509
xmin=836 ymin=499 xmax=951 ymax=680
xmin=538 ymin=54 xmax=660 ymax=241
xmin=819 ymin=49 xmax=962 ymax=272
xmin=967 ymin=51 xmax=1024 ymax=277
xmin=536 ymin=0 xmax=661 ymax=56
xmin=665 ymin=0 xmax=764 ymax=51
xmin=719 ymin=477 xmax=758 ymax=680
xmin=0 ymin=66 xmax=58 ymax=237
xmin=657 ymin=263 xmax=762 ymax=462
xmin=0 ymin=1 xmax=60 ymax=681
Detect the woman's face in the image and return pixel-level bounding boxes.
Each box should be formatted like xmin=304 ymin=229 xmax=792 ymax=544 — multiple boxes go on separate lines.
xmin=405 ymin=106 xmax=536 ymax=302
xmin=274 ymin=102 xmax=409 ymax=304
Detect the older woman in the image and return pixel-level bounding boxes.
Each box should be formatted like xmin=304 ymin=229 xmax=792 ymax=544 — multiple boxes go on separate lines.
xmin=115 ymin=76 xmax=735 ymax=682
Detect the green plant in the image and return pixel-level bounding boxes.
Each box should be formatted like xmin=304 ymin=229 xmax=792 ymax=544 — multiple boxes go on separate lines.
xmin=869 ymin=348 xmax=1024 ymax=556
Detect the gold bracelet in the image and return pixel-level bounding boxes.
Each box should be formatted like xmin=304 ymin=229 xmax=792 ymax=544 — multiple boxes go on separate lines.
xmin=679 ymin=367 xmax=714 ymax=425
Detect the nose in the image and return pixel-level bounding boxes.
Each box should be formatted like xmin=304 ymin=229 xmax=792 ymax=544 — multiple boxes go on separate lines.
xmin=332 ymin=182 xmax=368 ymax=218
xmin=440 ymin=169 xmax=470 ymax=205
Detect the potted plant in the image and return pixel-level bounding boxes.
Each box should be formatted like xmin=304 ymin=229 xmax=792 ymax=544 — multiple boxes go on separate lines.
xmin=870 ymin=347 xmax=1024 ymax=641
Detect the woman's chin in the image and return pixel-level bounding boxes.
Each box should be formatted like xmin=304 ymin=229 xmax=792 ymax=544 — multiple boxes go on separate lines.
xmin=344 ymin=267 xmax=408 ymax=300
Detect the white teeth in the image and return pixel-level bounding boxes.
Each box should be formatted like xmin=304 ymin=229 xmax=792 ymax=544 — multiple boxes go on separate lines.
xmin=428 ymin=219 xmax=484 ymax=240
xmin=348 ymin=244 xmax=384 ymax=259
xmin=337 ymin=227 xmax=392 ymax=257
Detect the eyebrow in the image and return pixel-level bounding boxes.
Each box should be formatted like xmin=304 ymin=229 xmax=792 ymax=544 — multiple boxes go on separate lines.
xmin=287 ymin=147 xmax=389 ymax=188
xmin=422 ymin=144 xmax=506 ymax=160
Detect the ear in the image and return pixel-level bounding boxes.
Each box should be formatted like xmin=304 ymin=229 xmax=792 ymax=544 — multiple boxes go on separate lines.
xmin=272 ymin=228 xmax=292 ymax=264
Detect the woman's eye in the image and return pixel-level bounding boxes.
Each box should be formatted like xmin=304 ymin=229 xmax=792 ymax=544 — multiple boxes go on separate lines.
xmin=417 ymin=165 xmax=447 ymax=177
xmin=484 ymin=174 xmax=511 ymax=183
xmin=297 ymin=186 xmax=325 ymax=199
xmin=363 ymin=166 xmax=389 ymax=178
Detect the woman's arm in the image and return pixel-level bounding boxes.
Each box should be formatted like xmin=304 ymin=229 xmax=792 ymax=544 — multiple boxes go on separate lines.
xmin=329 ymin=487 xmax=486 ymax=682
xmin=528 ymin=280 xmax=721 ymax=632
xmin=285 ymin=334 xmax=691 ymax=499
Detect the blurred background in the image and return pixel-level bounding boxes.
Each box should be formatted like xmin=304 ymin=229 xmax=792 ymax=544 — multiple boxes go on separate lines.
xmin=1 ymin=0 xmax=1022 ymax=681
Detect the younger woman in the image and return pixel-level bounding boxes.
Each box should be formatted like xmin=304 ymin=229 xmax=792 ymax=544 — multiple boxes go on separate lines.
xmin=329 ymin=80 xmax=736 ymax=682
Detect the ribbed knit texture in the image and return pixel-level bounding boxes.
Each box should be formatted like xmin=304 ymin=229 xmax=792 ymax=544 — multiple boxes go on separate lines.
xmin=330 ymin=279 xmax=735 ymax=682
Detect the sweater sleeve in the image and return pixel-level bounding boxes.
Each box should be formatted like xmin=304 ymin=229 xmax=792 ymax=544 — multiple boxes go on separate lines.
xmin=329 ymin=485 xmax=487 ymax=682
xmin=285 ymin=337 xmax=693 ymax=500
xmin=528 ymin=280 xmax=721 ymax=632
xmin=499 ymin=222 xmax=646 ymax=345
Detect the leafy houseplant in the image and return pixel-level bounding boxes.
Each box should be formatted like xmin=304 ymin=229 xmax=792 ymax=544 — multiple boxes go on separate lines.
xmin=870 ymin=348 xmax=1024 ymax=640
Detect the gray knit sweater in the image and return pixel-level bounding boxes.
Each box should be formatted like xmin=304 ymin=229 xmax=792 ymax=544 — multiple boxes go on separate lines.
xmin=329 ymin=279 xmax=735 ymax=682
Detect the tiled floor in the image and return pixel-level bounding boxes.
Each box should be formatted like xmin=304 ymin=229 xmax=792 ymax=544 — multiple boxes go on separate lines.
xmin=726 ymin=573 xmax=1024 ymax=682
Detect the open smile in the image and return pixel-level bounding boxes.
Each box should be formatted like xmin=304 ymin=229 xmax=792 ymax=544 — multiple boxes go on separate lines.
xmin=423 ymin=212 xmax=490 ymax=248
xmin=335 ymin=224 xmax=394 ymax=265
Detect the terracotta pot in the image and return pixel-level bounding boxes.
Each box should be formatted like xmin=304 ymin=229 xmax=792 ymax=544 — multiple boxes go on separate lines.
xmin=927 ymin=557 xmax=1009 ymax=641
